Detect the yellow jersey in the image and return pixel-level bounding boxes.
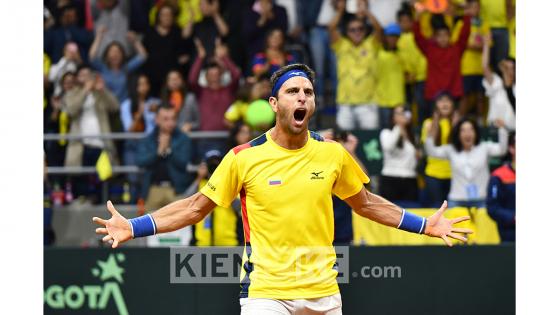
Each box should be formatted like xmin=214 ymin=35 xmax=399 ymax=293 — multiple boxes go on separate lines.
xmin=421 ymin=118 xmax=452 ymax=179
xmin=397 ymin=32 xmax=427 ymax=82
xmin=331 ymin=36 xmax=379 ymax=105
xmin=452 ymin=18 xmax=490 ymax=76
xmin=200 ymin=130 xmax=369 ymax=299
xmin=375 ymin=49 xmax=405 ymax=107
xmin=480 ymin=0 xmax=508 ymax=28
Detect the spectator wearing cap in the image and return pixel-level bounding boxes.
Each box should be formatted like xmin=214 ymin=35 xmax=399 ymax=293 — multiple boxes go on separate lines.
xmin=184 ymin=150 xmax=241 ymax=246
xmin=413 ymin=3 xmax=473 ymax=114
xmin=136 ymin=104 xmax=193 ymax=212
xmin=374 ymin=22 xmax=406 ymax=130
xmin=328 ymin=0 xmax=383 ymax=130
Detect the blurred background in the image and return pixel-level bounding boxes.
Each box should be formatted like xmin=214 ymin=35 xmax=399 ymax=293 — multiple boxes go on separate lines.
xmin=43 ymin=0 xmax=516 ymax=314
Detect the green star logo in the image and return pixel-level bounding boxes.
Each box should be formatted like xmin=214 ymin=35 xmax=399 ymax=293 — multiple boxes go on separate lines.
xmin=91 ymin=253 xmax=126 ymax=284
xmin=363 ymin=139 xmax=382 ymax=161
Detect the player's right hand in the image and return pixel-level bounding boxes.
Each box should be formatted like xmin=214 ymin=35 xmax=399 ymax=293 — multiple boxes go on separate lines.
xmin=93 ymin=200 xmax=133 ymax=248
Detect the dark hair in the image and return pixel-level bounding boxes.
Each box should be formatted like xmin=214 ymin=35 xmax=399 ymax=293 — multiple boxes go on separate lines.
xmin=160 ymin=69 xmax=187 ymax=101
xmin=155 ymin=3 xmax=178 ymax=26
xmin=129 ymin=74 xmax=151 ymax=114
xmin=391 ymin=107 xmax=417 ymax=148
xmin=102 ymin=41 xmax=127 ymax=68
xmin=61 ymin=71 xmax=76 ymax=82
xmin=431 ymin=14 xmax=450 ymax=33
xmin=344 ymin=16 xmax=366 ymax=35
xmin=504 ymin=131 xmax=515 ymax=162
xmin=76 ymin=64 xmax=92 ymax=74
xmin=265 ymin=28 xmax=286 ymax=48
xmin=433 ymin=24 xmax=450 ymax=33
xmin=156 ymin=103 xmax=175 ymax=114
xmin=433 ymin=92 xmax=455 ymax=146
xmin=270 ymin=63 xmax=315 ymax=97
xmin=227 ymin=121 xmax=251 ymax=150
xmin=235 ymin=82 xmax=253 ymax=103
xmin=204 ymin=60 xmax=221 ymax=72
xmin=435 ymin=90 xmax=453 ymax=102
xmin=397 ymin=2 xmax=413 ymax=19
xmin=508 ymin=131 xmax=516 ymax=147
xmin=451 ymin=118 xmax=481 ymax=151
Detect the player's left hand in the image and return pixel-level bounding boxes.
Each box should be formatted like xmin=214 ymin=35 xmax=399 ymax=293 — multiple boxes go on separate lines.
xmin=424 ymin=201 xmax=473 ymax=246
xmin=93 ymin=201 xmax=133 ymax=248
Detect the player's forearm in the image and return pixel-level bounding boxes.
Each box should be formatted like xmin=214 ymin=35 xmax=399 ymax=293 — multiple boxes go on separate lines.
xmin=354 ymin=191 xmax=403 ymax=228
xmin=151 ymin=192 xmax=210 ymax=233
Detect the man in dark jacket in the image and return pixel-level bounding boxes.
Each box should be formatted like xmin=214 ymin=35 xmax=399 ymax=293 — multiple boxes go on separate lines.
xmin=486 ymin=131 xmax=515 ymax=242
xmin=136 ymin=104 xmax=193 ymax=212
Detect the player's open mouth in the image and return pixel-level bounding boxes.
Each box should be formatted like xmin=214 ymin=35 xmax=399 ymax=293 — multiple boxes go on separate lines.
xmin=294 ymin=108 xmax=307 ymax=123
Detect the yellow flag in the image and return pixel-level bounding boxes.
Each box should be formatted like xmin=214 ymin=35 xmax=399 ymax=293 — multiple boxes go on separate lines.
xmin=96 ymin=150 xmax=112 ymax=181
xmin=58 ymin=111 xmax=69 ymax=146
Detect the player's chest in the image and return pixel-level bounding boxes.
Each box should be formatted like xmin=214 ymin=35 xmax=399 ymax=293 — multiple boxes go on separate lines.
xmin=243 ymin=158 xmax=338 ymax=200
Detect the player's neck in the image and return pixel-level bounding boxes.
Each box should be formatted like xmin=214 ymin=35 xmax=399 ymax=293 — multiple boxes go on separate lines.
xmin=270 ymin=126 xmax=308 ymax=150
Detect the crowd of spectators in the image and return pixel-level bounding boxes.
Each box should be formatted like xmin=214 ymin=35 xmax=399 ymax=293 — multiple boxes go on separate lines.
xmin=44 ymin=0 xmax=516 ymax=245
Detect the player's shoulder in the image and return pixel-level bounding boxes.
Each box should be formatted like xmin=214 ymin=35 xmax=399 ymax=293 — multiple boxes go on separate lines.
xmin=232 ymin=132 xmax=268 ymax=155
xmin=309 ymin=131 xmax=345 ymax=152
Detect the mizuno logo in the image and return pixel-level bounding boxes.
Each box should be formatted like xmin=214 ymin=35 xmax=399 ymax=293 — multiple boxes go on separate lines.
xmin=311 ymin=171 xmax=324 ymax=180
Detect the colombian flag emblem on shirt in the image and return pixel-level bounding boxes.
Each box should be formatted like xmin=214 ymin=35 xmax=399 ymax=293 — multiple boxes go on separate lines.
xmin=268 ymin=178 xmax=282 ymax=186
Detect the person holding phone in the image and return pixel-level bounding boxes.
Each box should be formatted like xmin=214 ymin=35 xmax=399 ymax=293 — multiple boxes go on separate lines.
xmin=379 ymin=106 xmax=420 ymax=204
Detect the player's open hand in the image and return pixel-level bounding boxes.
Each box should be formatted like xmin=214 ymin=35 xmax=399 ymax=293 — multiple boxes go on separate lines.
xmin=92 ymin=201 xmax=133 ymax=248
xmin=424 ymin=201 xmax=473 ymax=246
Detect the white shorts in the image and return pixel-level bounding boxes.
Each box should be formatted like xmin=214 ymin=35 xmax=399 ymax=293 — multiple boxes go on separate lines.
xmin=240 ymin=293 xmax=342 ymax=315
xmin=336 ymin=103 xmax=379 ymax=130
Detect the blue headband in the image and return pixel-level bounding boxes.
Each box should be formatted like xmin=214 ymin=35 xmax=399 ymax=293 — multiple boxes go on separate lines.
xmin=271 ymin=70 xmax=310 ymax=97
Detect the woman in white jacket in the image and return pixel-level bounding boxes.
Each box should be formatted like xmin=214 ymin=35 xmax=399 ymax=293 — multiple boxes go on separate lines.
xmin=379 ymin=106 xmax=419 ymax=203
xmin=424 ymin=117 xmax=508 ymax=208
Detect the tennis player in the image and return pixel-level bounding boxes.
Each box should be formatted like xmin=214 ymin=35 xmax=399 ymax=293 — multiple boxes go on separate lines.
xmin=93 ymin=63 xmax=473 ymax=315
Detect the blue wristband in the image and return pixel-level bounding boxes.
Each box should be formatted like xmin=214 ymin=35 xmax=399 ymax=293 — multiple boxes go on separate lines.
xmin=397 ymin=209 xmax=427 ymax=234
xmin=129 ymin=214 xmax=157 ymax=238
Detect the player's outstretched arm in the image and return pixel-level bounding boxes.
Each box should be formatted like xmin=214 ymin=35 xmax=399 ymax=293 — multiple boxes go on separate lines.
xmin=344 ymin=187 xmax=473 ymax=246
xmin=92 ymin=192 xmax=216 ymax=248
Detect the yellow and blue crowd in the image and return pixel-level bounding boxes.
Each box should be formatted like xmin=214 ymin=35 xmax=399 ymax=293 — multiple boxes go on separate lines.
xmin=43 ymin=0 xmax=516 ymax=245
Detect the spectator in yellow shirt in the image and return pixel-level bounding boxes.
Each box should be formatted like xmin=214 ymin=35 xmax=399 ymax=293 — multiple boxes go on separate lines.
xmin=480 ymin=0 xmax=514 ymax=71
xmin=329 ymin=0 xmax=380 ymax=130
xmin=375 ymin=23 xmax=406 ymax=129
xmin=454 ymin=0 xmax=490 ymax=121
xmin=420 ymin=91 xmax=456 ymax=207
